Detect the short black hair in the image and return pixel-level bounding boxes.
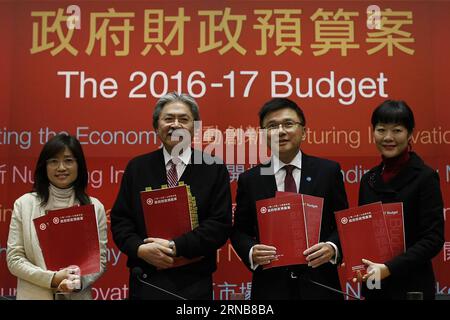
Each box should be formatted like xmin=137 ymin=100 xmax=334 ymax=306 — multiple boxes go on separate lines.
xmin=258 ymin=98 xmax=306 ymax=128
xmin=33 ymin=133 xmax=90 ymax=206
xmin=371 ymin=100 xmax=415 ymax=133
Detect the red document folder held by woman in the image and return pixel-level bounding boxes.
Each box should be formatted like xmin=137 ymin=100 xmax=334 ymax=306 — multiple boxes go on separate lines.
xmin=335 ymin=202 xmax=393 ymax=280
xmin=33 ymin=204 xmax=100 ymax=275
xmin=382 ymin=202 xmax=405 ymax=256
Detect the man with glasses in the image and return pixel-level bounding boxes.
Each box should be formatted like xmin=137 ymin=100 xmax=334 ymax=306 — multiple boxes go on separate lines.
xmin=111 ymin=92 xmax=232 ymax=300
xmin=231 ymin=98 xmax=348 ymax=299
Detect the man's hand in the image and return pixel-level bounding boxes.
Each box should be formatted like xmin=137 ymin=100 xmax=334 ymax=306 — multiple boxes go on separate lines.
xmin=138 ymin=239 xmax=174 ymax=269
xmin=252 ymin=244 xmax=277 ymax=266
xmin=144 ymin=237 xmax=177 ymax=256
xmin=303 ymin=242 xmax=335 ymax=268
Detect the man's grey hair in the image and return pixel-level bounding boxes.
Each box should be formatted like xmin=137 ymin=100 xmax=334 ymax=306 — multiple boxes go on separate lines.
xmin=152 ymin=92 xmax=200 ymax=130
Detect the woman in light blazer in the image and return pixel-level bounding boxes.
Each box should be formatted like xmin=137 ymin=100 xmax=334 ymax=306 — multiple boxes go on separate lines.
xmin=7 ymin=133 xmax=108 ymax=300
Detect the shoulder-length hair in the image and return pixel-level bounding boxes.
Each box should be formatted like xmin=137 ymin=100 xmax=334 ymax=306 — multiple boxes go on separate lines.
xmin=33 ymin=133 xmax=90 ymax=206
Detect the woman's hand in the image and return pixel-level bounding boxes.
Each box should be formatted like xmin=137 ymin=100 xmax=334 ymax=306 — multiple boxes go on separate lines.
xmin=353 ymin=259 xmax=391 ymax=283
xmin=51 ymin=266 xmax=81 ymax=292
xmin=57 ymin=275 xmax=81 ymax=293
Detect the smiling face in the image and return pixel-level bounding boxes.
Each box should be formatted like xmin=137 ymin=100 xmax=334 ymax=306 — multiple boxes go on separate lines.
xmin=373 ymin=123 xmax=411 ymax=158
xmin=46 ymin=147 xmax=78 ymax=189
xmin=262 ymin=107 xmax=306 ymax=163
xmin=156 ymin=101 xmax=195 ymax=153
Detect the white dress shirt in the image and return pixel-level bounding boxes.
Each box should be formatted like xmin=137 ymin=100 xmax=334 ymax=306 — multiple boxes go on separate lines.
xmin=163 ymin=147 xmax=192 ymax=181
xmin=272 ymin=151 xmax=302 ymax=192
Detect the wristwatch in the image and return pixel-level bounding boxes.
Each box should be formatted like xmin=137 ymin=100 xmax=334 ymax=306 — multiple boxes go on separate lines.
xmin=168 ymin=240 xmax=177 ymax=257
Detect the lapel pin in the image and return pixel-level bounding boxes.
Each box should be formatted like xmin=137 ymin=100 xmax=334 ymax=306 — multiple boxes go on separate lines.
xmin=306 ymin=177 xmax=312 ymax=182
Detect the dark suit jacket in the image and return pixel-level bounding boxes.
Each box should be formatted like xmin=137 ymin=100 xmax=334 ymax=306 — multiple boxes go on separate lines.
xmin=230 ymin=153 xmax=349 ymax=300
xmin=111 ymin=148 xmax=232 ymax=299
xmin=358 ymin=152 xmax=444 ymax=300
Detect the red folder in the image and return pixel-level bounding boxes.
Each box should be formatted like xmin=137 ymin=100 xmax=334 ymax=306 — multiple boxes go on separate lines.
xmin=256 ymin=194 xmax=308 ymax=269
xmin=335 ymin=202 xmax=393 ymax=279
xmin=33 ymin=204 xmax=100 ymax=275
xmin=140 ymin=185 xmax=193 ymax=239
xmin=382 ymin=203 xmax=405 ymax=256
xmin=276 ymin=191 xmax=323 ymax=247
xmin=140 ymin=185 xmax=202 ymax=268
xmin=301 ymin=194 xmax=323 ymax=247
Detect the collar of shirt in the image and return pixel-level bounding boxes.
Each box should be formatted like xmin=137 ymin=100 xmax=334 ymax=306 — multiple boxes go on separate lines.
xmin=272 ymin=149 xmax=302 ymax=174
xmin=163 ymin=147 xmax=192 ymax=166
xmin=273 ymin=150 xmax=302 ymax=193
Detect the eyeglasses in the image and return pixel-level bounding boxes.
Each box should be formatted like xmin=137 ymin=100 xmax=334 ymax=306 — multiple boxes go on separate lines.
xmin=264 ymin=121 xmax=304 ymax=132
xmin=46 ymin=158 xmax=77 ymax=169
xmin=160 ymin=116 xmax=192 ymax=126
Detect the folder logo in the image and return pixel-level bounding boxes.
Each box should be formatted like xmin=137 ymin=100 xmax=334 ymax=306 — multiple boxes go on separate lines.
xmin=52 ymin=217 xmax=60 ymax=225
xmin=341 ymin=217 xmax=349 ymax=225
xmin=260 ymin=207 xmax=267 ymax=214
xmin=146 ymin=198 xmax=154 ymax=206
xmin=39 ymin=223 xmax=47 ymax=231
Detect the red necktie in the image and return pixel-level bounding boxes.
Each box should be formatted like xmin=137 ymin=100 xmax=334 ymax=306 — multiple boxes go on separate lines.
xmin=284 ymin=165 xmax=297 ymax=193
xmin=167 ymin=159 xmax=178 ymax=187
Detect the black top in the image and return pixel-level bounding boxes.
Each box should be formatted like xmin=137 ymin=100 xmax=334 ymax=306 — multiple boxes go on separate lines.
xmin=359 ymin=152 xmax=445 ymax=300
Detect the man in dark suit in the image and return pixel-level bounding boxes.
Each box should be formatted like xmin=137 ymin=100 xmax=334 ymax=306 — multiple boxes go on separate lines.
xmin=111 ymin=92 xmax=232 ymax=300
xmin=230 ymin=98 xmax=348 ymax=300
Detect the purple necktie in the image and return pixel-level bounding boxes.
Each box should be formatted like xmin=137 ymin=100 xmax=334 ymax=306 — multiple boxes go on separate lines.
xmin=284 ymin=165 xmax=297 ymax=193
xmin=167 ymin=160 xmax=178 ymax=187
